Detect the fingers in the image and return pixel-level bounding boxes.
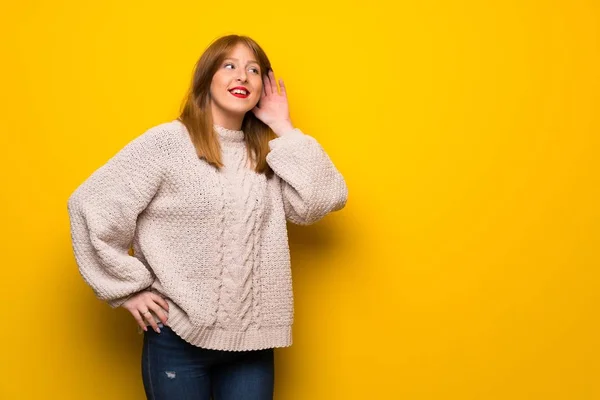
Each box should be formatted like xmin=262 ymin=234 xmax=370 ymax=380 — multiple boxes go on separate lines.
xmin=141 ymin=309 xmax=161 ymax=333
xmin=150 ymin=293 xmax=169 ymax=312
xmin=268 ymin=70 xmax=278 ymax=94
xmin=131 ymin=309 xmax=148 ymax=332
xmin=148 ymin=302 xmax=168 ymax=325
xmin=263 ymin=69 xmax=282 ymax=95
xmin=262 ymin=75 xmax=268 ymax=96
xmin=279 ymin=79 xmax=286 ymax=97
xmin=263 ymin=71 xmax=273 ymax=95
xmin=123 ymin=291 xmax=170 ymax=333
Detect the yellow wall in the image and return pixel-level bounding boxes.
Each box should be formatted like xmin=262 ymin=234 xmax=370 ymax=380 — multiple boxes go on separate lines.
xmin=2 ymin=0 xmax=599 ymax=398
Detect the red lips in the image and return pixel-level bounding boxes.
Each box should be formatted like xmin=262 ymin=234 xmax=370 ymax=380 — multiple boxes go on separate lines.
xmin=229 ymin=86 xmax=250 ymax=98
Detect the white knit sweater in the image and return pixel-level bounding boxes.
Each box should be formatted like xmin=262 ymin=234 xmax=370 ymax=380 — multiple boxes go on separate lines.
xmin=67 ymin=120 xmax=347 ymax=351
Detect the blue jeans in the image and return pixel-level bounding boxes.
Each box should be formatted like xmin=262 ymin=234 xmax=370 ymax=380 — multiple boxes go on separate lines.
xmin=142 ymin=325 xmax=275 ymax=400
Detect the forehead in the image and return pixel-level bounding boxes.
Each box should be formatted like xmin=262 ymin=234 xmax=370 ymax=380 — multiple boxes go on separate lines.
xmin=224 ymin=43 xmax=258 ymax=62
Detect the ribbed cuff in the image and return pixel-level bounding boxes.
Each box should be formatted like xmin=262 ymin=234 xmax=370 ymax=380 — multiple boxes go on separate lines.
xmin=107 ymin=293 xmax=135 ymax=309
xmin=268 ymin=129 xmax=308 ymax=151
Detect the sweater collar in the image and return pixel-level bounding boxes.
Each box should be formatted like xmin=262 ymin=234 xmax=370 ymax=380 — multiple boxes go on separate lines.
xmin=214 ymin=124 xmax=244 ymax=144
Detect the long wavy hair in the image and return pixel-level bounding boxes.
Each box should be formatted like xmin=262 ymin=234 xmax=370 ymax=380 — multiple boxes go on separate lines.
xmin=178 ymin=35 xmax=277 ymax=174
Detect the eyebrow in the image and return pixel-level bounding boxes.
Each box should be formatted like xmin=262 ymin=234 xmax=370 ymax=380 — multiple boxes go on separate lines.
xmin=223 ymin=57 xmax=259 ymax=65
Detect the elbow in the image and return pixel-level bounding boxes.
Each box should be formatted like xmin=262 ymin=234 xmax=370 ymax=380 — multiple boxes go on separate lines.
xmin=67 ymin=183 xmax=93 ymax=219
xmin=323 ymin=173 xmax=348 ymax=214
xmin=331 ymin=176 xmax=348 ymax=212
xmin=67 ymin=187 xmax=83 ymax=215
xmin=302 ymin=177 xmax=348 ymax=224
xmin=67 ymin=194 xmax=77 ymax=216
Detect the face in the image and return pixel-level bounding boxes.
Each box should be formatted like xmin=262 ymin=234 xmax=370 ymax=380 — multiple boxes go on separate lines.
xmin=209 ymin=43 xmax=263 ymax=125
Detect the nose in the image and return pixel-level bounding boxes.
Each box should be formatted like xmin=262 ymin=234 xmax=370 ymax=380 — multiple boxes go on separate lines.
xmin=236 ymin=69 xmax=248 ymax=83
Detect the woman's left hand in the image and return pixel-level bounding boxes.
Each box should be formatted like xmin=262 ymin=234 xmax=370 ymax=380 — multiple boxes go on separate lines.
xmin=252 ymin=70 xmax=295 ymax=136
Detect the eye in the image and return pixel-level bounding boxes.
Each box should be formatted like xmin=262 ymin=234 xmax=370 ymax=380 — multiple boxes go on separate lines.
xmin=249 ymin=67 xmax=260 ymax=74
xmin=224 ymin=63 xmax=235 ymax=69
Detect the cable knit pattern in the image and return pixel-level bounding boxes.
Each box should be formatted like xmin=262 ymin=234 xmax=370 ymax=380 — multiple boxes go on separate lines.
xmin=67 ymin=120 xmax=348 ymax=351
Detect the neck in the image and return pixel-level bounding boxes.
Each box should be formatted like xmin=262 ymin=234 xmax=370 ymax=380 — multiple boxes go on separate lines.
xmin=211 ymin=104 xmax=244 ymax=131
xmin=213 ymin=124 xmax=245 ymax=144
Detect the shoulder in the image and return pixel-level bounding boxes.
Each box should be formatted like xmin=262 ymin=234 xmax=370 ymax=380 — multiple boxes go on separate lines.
xmin=136 ymin=119 xmax=185 ymax=146
xmin=122 ymin=120 xmax=187 ymax=157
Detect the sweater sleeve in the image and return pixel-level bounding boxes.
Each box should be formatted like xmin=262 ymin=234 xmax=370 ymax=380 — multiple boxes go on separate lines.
xmin=67 ymin=130 xmax=167 ymax=308
xmin=266 ymin=128 xmax=348 ymax=225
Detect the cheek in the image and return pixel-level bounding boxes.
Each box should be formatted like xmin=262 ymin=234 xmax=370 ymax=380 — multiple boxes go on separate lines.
xmin=210 ymin=72 xmax=227 ymax=90
xmin=252 ymin=84 xmax=262 ymax=105
xmin=254 ymin=78 xmax=263 ymax=95
xmin=210 ymin=78 xmax=227 ymax=101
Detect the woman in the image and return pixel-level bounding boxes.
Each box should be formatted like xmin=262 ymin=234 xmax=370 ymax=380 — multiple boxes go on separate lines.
xmin=68 ymin=34 xmax=347 ymax=399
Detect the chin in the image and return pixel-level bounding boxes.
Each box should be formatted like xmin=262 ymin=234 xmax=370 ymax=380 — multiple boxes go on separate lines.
xmin=226 ymin=106 xmax=252 ymax=116
xmin=226 ymin=102 xmax=256 ymax=115
xmin=212 ymin=97 xmax=258 ymax=119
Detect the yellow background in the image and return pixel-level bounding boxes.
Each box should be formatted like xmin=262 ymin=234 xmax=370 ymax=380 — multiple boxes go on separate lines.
xmin=1 ymin=0 xmax=599 ymax=398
